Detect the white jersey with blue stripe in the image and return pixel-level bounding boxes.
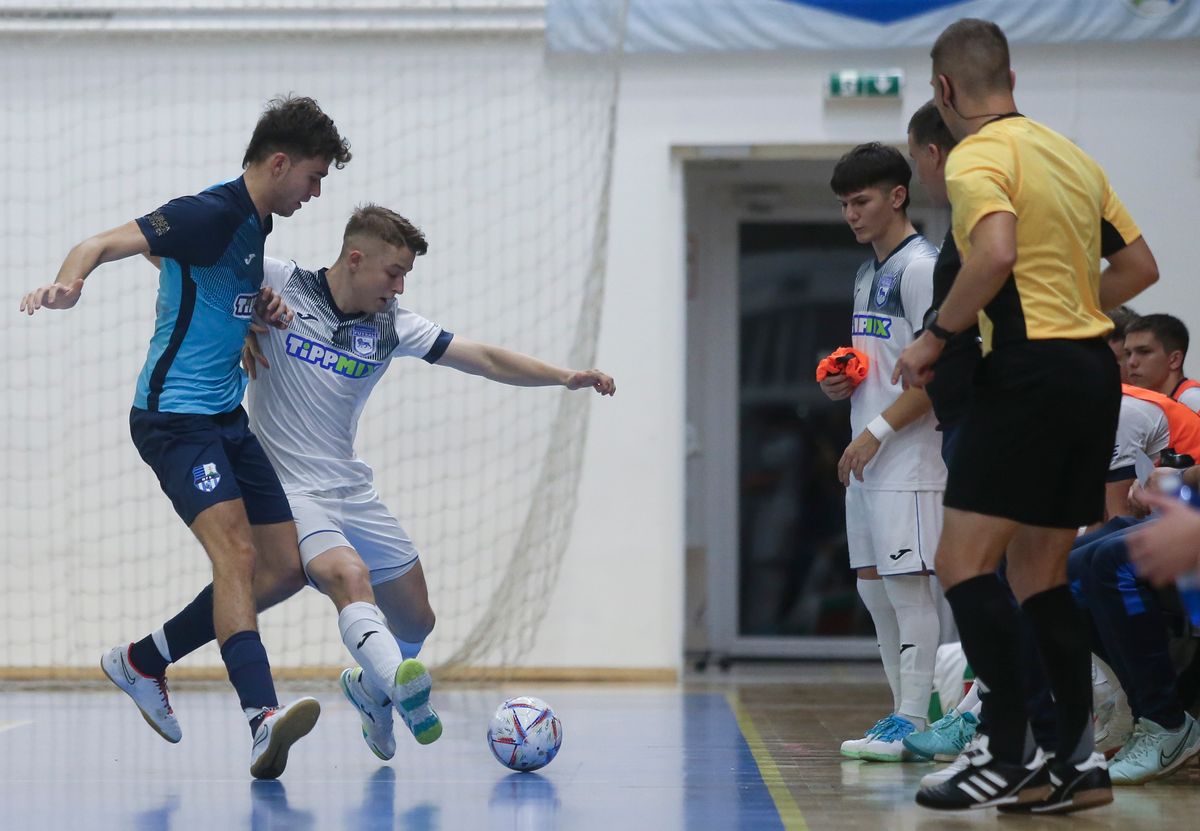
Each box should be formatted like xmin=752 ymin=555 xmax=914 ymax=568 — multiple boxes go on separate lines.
xmin=849 ymin=233 xmax=946 ymax=491
xmin=247 ymin=257 xmax=453 ymax=493
xmin=133 ymin=176 xmax=270 ymax=414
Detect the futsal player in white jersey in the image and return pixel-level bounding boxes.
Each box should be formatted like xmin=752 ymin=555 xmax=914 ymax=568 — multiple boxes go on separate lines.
xmin=822 ymin=143 xmax=946 ymax=761
xmin=115 ymin=205 xmax=615 ymax=761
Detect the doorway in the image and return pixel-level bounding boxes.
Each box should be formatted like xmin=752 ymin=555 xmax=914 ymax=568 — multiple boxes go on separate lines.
xmin=684 ymin=152 xmax=945 ymax=663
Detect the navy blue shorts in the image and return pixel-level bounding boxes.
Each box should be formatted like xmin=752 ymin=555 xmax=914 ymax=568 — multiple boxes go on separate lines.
xmin=129 ymin=406 xmax=292 ymax=527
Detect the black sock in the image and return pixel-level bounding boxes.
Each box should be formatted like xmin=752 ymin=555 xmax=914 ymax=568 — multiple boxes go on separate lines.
xmin=944 ymin=574 xmax=1027 ymax=763
xmin=1022 ymin=585 xmax=1094 ymax=763
xmin=129 ymin=585 xmax=217 ymax=677
xmin=127 ymin=637 xmax=168 ymax=678
xmin=220 ymin=630 xmax=278 ymax=734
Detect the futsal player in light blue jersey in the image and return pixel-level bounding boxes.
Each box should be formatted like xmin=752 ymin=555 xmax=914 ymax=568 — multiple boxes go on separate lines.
xmin=19 ymin=95 xmax=351 ymax=780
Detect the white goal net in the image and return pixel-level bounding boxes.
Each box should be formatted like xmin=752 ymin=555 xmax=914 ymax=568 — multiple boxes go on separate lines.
xmin=0 ymin=0 xmax=625 ymax=676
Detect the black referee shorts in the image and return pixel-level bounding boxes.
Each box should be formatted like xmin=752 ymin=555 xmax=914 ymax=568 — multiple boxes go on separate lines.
xmin=943 ymin=338 xmax=1120 ymax=529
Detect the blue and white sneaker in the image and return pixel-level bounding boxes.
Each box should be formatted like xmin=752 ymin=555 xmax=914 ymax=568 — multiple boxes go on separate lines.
xmin=859 ymin=714 xmax=920 ymax=762
xmin=1109 ymin=714 xmax=1200 ymax=785
xmin=249 ymin=697 xmax=320 ymax=780
xmin=841 ymin=714 xmax=894 ymax=759
xmin=392 ymin=659 xmax=442 ymax=745
xmin=904 ymin=709 xmax=979 ymax=762
xmin=340 ymin=667 xmax=396 ymax=760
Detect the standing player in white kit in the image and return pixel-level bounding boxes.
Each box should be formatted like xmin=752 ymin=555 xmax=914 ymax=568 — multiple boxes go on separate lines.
xmin=822 ymin=143 xmax=947 ymax=762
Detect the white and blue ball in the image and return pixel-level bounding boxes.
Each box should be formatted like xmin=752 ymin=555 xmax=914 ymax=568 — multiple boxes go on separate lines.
xmin=487 ymin=696 xmax=563 ymax=772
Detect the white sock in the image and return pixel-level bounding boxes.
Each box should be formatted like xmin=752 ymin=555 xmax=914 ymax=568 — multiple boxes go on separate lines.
xmin=151 ymin=627 xmax=172 ymax=662
xmin=339 ymin=602 xmax=403 ymax=706
xmin=857 ymin=577 xmax=901 ymax=712
xmin=396 ymin=638 xmax=425 ymax=660
xmin=884 ymin=574 xmax=940 ymax=731
xmin=958 ymin=679 xmax=982 ymax=716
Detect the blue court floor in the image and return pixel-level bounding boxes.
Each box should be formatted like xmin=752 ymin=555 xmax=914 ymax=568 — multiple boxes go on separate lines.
xmin=4 ymin=667 xmax=1199 ymax=830
xmin=0 ymin=683 xmax=783 ymax=831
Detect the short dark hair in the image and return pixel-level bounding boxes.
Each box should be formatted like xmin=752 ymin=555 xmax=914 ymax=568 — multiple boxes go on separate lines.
xmin=1105 ymin=305 xmax=1139 ymax=342
xmin=242 ymin=94 xmax=352 ymax=170
xmin=1126 ymin=313 xmax=1189 ymax=358
xmin=343 ymin=204 xmax=428 ymax=256
xmin=830 ymin=142 xmax=912 ymax=210
xmin=931 ymin=19 xmax=1012 ymax=98
xmin=907 ymin=100 xmax=957 ymax=153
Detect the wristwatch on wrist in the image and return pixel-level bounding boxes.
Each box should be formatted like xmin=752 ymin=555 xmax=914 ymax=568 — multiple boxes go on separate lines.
xmin=921 ymin=308 xmax=955 ymax=341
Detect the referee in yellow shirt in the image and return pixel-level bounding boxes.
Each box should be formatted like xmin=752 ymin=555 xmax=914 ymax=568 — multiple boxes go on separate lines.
xmin=894 ymin=18 xmax=1160 ymax=814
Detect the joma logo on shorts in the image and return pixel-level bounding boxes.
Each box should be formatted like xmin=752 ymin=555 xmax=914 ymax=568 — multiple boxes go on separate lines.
xmin=852 ymin=313 xmax=891 ymax=339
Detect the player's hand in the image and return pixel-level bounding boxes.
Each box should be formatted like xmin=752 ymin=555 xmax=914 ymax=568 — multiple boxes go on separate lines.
xmin=254 ymin=286 xmax=292 ymax=330
xmin=20 ymin=279 xmax=84 ymax=315
xmin=241 ymin=330 xmax=269 ymax=379
xmin=892 ymin=331 xmax=944 ymax=389
xmin=1130 ymin=469 xmax=1183 ymax=518
xmin=1126 ymin=492 xmax=1200 ymax=585
xmin=819 ymin=374 xmax=855 ymax=401
xmin=838 ymin=429 xmax=882 ymax=487
xmin=1128 ymin=481 xmax=1152 ymax=519
xmin=566 ymin=369 xmax=615 ymax=396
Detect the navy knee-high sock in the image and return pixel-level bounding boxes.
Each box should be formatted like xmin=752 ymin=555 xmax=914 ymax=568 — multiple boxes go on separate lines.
xmin=128 ymin=585 xmax=217 ymax=677
xmin=220 ymin=630 xmax=278 ymax=734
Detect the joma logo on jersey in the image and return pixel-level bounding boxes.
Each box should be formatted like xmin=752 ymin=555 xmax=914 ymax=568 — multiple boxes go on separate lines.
xmin=233 ymin=293 xmax=256 ymax=319
xmin=852 ymin=313 xmax=892 ymax=339
xmin=285 ymin=334 xmax=380 ymax=378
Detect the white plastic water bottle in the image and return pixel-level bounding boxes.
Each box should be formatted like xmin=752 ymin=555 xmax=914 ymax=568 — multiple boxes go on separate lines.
xmin=1153 ymin=468 xmax=1200 ymax=627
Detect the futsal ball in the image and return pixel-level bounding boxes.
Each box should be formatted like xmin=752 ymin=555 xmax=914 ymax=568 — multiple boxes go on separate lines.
xmin=487 ymin=696 xmax=563 ymax=772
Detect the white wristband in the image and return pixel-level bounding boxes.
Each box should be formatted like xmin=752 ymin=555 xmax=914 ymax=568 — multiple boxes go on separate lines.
xmin=867 ymin=415 xmax=894 ymax=442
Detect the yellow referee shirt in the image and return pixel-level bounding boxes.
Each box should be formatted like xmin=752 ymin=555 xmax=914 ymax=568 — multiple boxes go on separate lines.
xmin=945 ymin=115 xmax=1141 ymax=353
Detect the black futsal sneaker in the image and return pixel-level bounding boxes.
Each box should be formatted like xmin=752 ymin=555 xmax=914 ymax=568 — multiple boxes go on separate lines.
xmin=998 ymin=751 xmax=1113 ymax=815
xmin=915 ymin=734 xmax=1052 ymax=811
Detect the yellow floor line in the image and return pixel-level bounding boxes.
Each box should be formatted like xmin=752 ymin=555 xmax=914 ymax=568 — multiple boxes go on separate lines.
xmin=726 ymin=692 xmax=808 ymax=831
xmin=0 ymin=720 xmax=32 ymax=734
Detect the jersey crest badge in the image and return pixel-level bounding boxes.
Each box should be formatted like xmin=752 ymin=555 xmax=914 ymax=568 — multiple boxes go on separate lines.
xmin=193 ymin=462 xmax=221 ymax=493
xmin=874 ymin=272 xmax=897 ymax=307
xmin=352 ymin=324 xmax=378 ymax=358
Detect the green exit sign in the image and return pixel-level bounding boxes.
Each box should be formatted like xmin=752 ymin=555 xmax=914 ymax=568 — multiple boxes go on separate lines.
xmin=827 ymin=69 xmax=904 ymax=99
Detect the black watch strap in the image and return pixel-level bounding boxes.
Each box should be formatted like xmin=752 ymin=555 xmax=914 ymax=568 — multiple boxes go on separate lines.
xmin=926 ymin=319 xmax=953 ymax=340
xmin=922 ymin=308 xmax=954 ymax=341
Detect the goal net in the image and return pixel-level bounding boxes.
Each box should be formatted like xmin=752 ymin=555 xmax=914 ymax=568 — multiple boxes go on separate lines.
xmin=0 ymin=0 xmax=625 ymax=677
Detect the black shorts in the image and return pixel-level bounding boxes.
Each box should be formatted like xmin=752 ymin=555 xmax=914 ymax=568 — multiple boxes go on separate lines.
xmin=943 ymin=338 xmax=1120 ymax=529
xmin=129 ymin=406 xmax=292 ymax=527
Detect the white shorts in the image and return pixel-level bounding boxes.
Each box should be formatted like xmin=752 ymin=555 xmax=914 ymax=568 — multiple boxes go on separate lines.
xmin=289 ymin=485 xmax=419 ymax=585
xmin=846 ymin=485 xmax=943 ymax=575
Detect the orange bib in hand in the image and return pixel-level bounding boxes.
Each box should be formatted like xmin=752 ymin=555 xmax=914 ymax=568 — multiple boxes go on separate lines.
xmin=816 ymin=347 xmax=869 ymax=386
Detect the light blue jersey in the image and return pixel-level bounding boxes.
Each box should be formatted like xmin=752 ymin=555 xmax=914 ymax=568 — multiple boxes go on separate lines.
xmin=133 ymin=176 xmax=271 ymax=414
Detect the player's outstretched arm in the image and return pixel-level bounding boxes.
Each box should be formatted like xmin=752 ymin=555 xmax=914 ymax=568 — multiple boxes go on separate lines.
xmin=20 ymin=221 xmax=150 ymax=315
xmin=436 ymin=337 xmax=615 ymax=396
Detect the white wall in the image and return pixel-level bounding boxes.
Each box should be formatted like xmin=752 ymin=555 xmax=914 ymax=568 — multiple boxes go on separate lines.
xmin=603 ymin=37 xmax=1200 ymax=662
xmin=1 ymin=16 xmax=1196 ymax=673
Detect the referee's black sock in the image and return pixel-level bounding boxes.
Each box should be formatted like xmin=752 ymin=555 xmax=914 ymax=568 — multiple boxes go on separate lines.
xmin=1022 ymin=585 xmax=1094 ymax=764
xmin=944 ymin=574 xmax=1027 ymax=764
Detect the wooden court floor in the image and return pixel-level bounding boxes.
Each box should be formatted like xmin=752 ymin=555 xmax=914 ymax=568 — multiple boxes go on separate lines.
xmin=1 ymin=663 xmax=1196 ymax=830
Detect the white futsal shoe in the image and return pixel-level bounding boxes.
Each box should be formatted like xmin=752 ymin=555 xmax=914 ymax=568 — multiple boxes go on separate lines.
xmin=100 ymin=644 xmax=182 ymax=743
xmin=249 ymin=697 xmax=321 ymax=780
xmin=341 ymin=667 xmax=397 ymax=760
